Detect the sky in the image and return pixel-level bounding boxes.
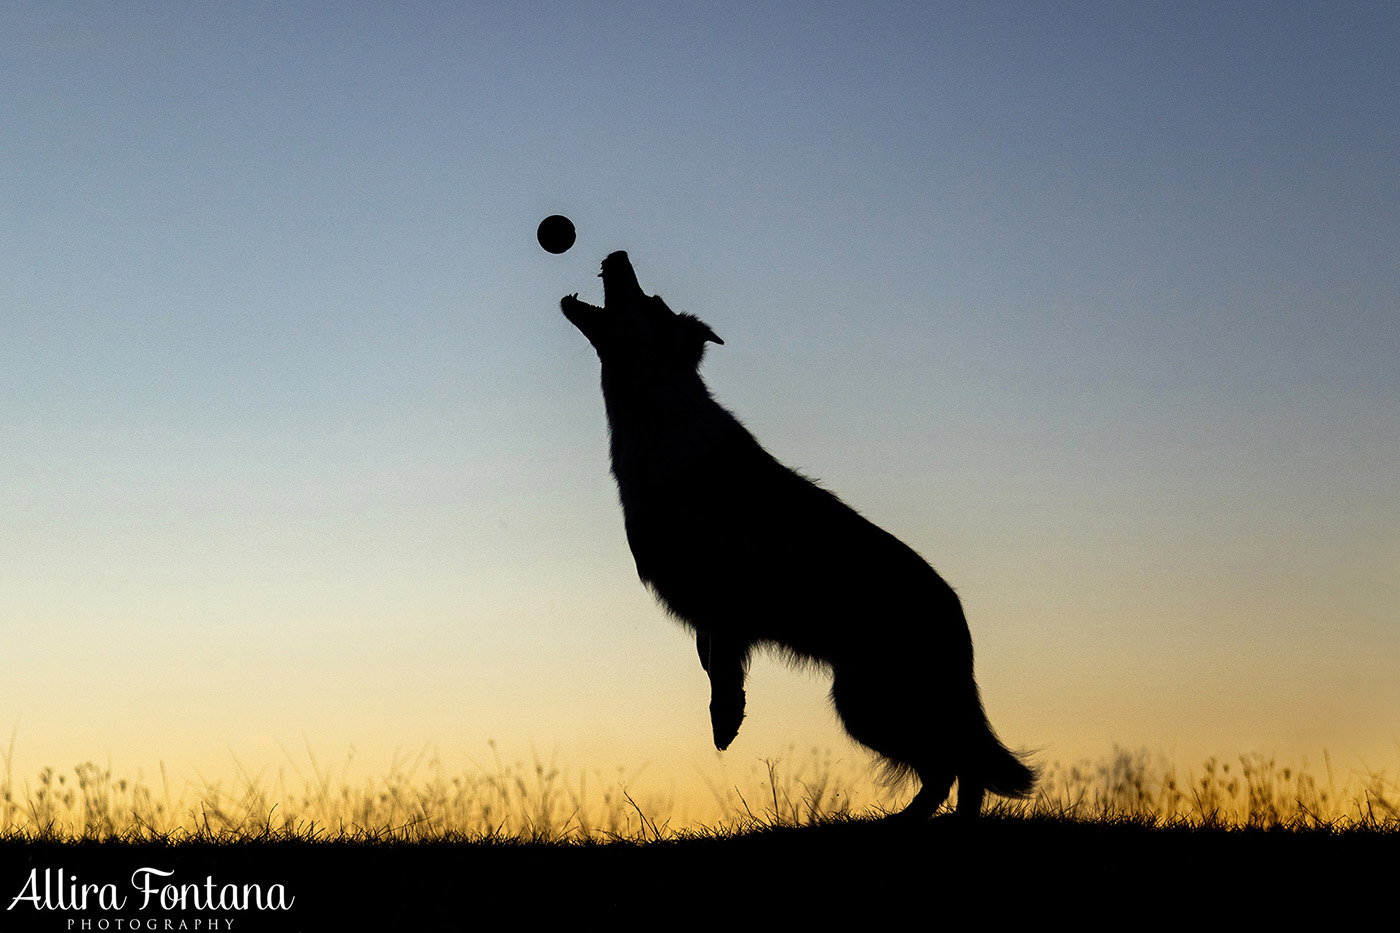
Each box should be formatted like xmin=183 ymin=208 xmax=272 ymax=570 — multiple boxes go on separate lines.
xmin=2 ymin=2 xmax=1396 ymax=811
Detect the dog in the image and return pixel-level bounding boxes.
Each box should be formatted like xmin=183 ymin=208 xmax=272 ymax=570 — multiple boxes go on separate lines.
xmin=561 ymin=251 xmax=1035 ymax=818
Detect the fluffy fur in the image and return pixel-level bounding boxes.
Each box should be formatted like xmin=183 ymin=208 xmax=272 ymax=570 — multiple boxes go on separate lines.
xmin=561 ymin=251 xmax=1035 ymax=818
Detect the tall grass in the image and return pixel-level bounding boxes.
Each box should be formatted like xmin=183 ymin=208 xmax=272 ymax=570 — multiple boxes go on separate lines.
xmin=1028 ymin=745 xmax=1399 ymax=828
xmin=3 ymin=740 xmax=1396 ymax=842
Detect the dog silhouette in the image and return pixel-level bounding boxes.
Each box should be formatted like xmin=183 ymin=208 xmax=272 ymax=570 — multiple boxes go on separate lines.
xmin=562 ymin=251 xmax=1035 ymax=817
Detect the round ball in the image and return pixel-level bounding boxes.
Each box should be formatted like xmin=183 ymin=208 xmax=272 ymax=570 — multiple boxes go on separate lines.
xmin=537 ymin=215 xmax=576 ymax=254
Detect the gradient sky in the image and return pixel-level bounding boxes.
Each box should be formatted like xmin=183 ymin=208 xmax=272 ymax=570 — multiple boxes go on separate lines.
xmin=3 ymin=2 xmax=1397 ymax=806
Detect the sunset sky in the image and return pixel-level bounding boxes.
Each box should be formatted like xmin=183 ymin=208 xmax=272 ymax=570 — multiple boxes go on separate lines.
xmin=3 ymin=2 xmax=1396 ymax=809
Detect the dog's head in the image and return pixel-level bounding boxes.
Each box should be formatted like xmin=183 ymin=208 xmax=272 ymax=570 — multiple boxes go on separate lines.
xmin=562 ymin=251 xmax=723 ymax=375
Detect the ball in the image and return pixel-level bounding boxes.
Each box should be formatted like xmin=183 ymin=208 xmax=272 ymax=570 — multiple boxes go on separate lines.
xmin=537 ymin=214 xmax=576 ymax=254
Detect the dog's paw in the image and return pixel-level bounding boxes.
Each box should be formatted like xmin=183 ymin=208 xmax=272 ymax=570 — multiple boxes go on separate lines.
xmin=709 ymin=688 xmax=745 ymax=751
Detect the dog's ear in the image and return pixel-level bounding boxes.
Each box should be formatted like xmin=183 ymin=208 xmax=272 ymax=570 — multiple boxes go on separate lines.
xmin=680 ymin=313 xmax=724 ymax=347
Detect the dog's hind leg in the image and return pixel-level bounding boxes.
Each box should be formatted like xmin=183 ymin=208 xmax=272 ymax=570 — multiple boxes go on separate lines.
xmin=903 ymin=759 xmax=986 ymax=820
xmin=900 ymin=769 xmax=956 ymax=820
xmin=952 ymin=778 xmax=984 ymax=819
xmin=831 ymin=664 xmax=976 ymax=820
xmin=696 ymin=631 xmax=749 ymax=751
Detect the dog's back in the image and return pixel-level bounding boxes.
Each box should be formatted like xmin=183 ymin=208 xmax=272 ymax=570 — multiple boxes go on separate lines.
xmin=562 ymin=251 xmax=1035 ymax=817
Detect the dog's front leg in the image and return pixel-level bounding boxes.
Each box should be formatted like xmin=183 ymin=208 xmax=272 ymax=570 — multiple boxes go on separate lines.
xmin=696 ymin=631 xmax=748 ymax=751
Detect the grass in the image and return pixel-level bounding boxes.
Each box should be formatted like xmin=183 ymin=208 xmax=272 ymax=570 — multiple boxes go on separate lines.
xmin=2 ymin=742 xmax=1394 ymax=925
xmin=3 ymin=739 xmax=1396 ymax=843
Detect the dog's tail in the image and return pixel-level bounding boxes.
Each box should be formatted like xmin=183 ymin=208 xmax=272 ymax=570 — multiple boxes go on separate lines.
xmin=978 ymin=719 xmax=1038 ymax=799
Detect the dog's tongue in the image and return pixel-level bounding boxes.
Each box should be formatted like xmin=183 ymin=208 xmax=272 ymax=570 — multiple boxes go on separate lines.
xmin=600 ymin=251 xmax=642 ymax=309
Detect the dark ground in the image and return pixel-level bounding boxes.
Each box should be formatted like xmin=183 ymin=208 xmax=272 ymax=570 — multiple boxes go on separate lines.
xmin=2 ymin=816 xmax=1392 ymax=929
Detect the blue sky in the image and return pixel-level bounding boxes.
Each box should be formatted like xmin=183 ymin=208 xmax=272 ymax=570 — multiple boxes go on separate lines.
xmin=2 ymin=2 xmax=1396 ymax=802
